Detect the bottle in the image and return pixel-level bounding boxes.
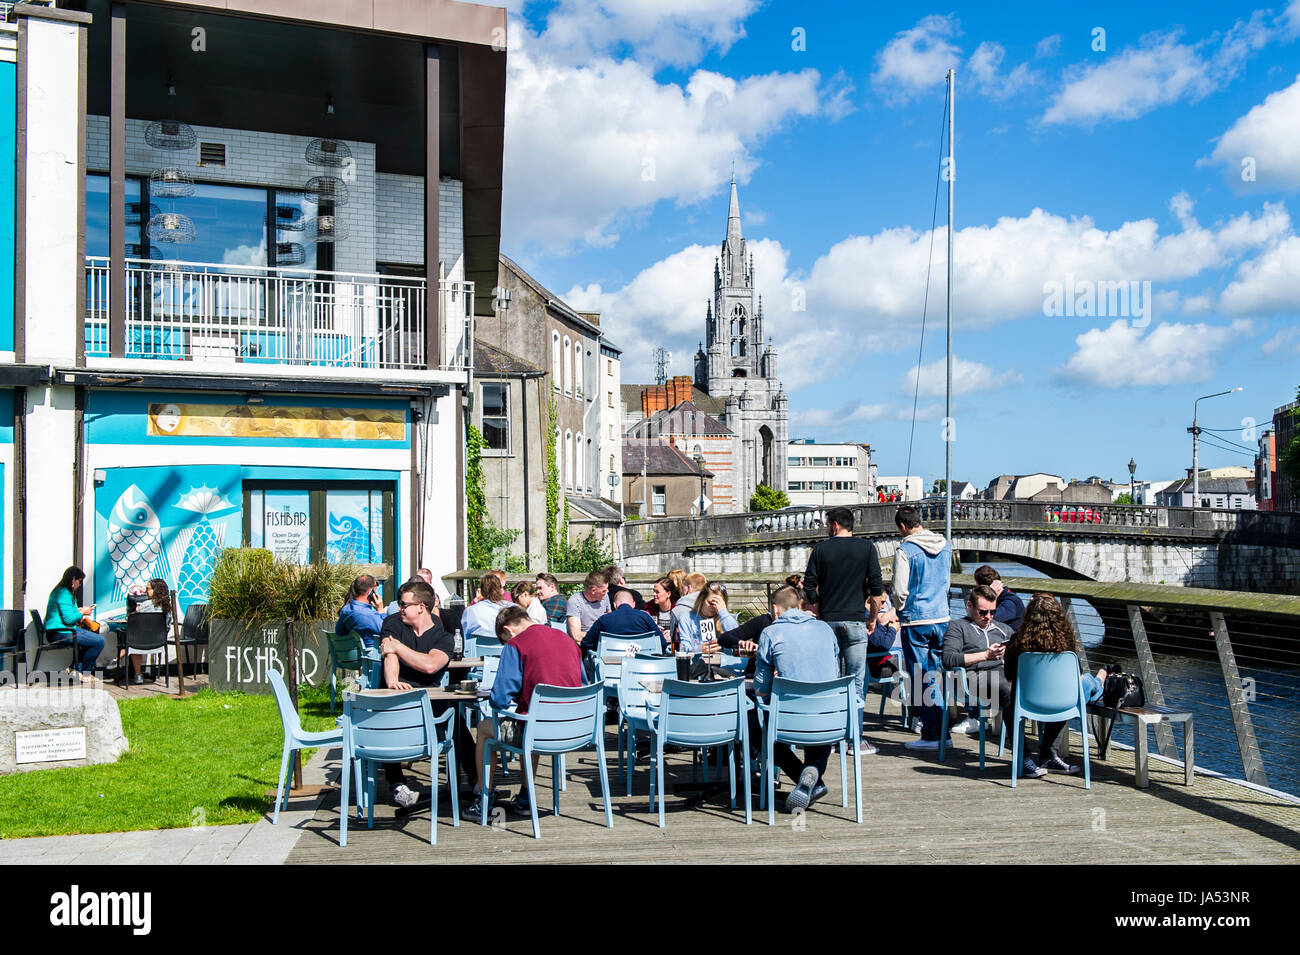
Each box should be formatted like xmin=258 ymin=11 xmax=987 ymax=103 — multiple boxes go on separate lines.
xmin=453 ymin=628 xmax=464 ymax=662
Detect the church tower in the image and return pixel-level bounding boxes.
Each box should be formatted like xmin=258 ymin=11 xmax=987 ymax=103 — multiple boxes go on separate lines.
xmin=694 ymin=175 xmax=788 ymax=510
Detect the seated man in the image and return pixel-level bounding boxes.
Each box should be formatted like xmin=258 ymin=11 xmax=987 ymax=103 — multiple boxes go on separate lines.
xmin=752 ymin=584 xmax=841 ymax=814
xmin=534 ymin=573 xmax=568 ymax=626
xmin=974 ymin=565 xmax=1025 ymax=633
xmin=940 ymin=585 xmax=1014 ymax=737
xmin=469 ymin=605 xmax=586 ymax=818
xmin=566 ymin=570 xmax=610 ymax=644
xmin=580 ymin=590 xmax=665 ymax=656
xmin=377 ymin=579 xmax=475 ymax=807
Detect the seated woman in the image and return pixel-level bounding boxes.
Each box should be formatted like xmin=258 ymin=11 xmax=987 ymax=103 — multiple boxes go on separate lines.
xmin=460 ymin=571 xmax=511 ymax=644
xmin=1005 ymin=593 xmax=1092 ymax=778
xmin=648 ymin=576 xmax=681 ymax=646
xmin=511 ymin=579 xmax=547 ymax=626
xmin=45 ymin=565 xmax=103 ymax=680
xmin=673 ymin=580 xmax=738 ymax=654
xmin=124 ymin=577 xmax=175 ymax=684
xmin=335 ymin=574 xmax=385 ymax=649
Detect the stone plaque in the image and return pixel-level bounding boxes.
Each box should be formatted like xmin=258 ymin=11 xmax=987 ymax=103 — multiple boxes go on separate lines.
xmin=15 ymin=727 xmax=89 ymax=764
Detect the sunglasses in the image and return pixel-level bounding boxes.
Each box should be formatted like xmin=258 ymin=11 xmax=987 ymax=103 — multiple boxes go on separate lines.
xmin=972 ymin=607 xmax=995 ymax=617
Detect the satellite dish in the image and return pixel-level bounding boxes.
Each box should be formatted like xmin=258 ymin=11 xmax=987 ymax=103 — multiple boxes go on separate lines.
xmin=666 ymin=352 xmax=673 ymax=362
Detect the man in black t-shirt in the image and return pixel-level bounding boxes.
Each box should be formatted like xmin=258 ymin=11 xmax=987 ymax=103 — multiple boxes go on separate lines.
xmin=377 ymin=580 xmax=474 ymax=806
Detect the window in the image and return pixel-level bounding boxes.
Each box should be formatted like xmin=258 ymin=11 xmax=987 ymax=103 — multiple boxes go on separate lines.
xmin=1215 ymin=497 xmax=1224 ymax=508
xmin=555 ymin=432 xmax=563 ymax=490
xmin=652 ymin=485 xmax=666 ymax=516
xmin=574 ymin=343 xmax=584 ymax=398
xmin=576 ymin=432 xmax=584 ymax=491
xmin=811 ymin=457 xmax=831 ymax=467
xmin=480 ymin=382 xmax=509 ymax=451
xmin=607 ymin=391 xmax=614 ymax=408
xmin=607 ymin=358 xmax=613 ymax=377
xmin=788 ymin=457 xmax=804 ymax=467
xmin=608 ymin=424 xmax=615 ymax=440
xmin=565 ymin=430 xmax=574 ymax=489
xmin=563 ymin=336 xmax=573 ymax=395
xmin=788 ymin=481 xmax=803 ymax=491
xmin=552 ymin=332 xmax=561 ymax=390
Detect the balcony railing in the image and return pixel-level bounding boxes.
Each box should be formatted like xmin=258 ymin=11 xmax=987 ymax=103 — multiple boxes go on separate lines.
xmin=84 ymin=257 xmax=472 ymax=372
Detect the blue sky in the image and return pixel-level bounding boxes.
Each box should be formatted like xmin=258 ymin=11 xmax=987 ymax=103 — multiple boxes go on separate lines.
xmin=496 ymin=0 xmax=1300 ymax=491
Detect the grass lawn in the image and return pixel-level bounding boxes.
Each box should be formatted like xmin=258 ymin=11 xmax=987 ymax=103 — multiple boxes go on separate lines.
xmin=0 ymin=686 xmax=338 ymax=840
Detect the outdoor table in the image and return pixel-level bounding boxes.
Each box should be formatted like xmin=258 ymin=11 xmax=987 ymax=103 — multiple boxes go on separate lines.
xmin=447 ymin=658 xmax=484 ymax=670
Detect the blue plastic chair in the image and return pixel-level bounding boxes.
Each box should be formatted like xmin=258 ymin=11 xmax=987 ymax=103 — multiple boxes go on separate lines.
xmin=339 ymin=689 xmax=459 ymax=846
xmin=326 ymin=629 xmax=381 ymax=715
xmin=866 ymin=647 xmax=910 ymax=727
xmin=479 ymin=641 xmax=505 ymax=658
xmin=939 ymin=666 xmax=993 ymax=768
xmin=267 ymin=668 xmax=343 ymax=825
xmin=463 ymin=636 xmax=478 ymax=659
xmin=757 ymin=676 xmax=862 ymax=826
xmin=647 ymin=678 xmax=752 ymax=828
xmin=1009 ymin=652 xmax=1091 ymax=789
xmin=616 ymin=653 xmax=677 ymax=794
xmin=595 ymin=631 xmax=662 ymax=692
xmin=480 ymin=683 xmax=612 ymax=839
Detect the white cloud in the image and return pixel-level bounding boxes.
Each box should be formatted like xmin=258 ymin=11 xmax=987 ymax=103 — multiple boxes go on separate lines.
xmin=533 ymin=0 xmax=760 ymax=68
xmin=222 ymin=244 xmax=266 ymax=266
xmin=1182 ymin=294 xmax=1214 ymax=314
xmin=1042 ymin=12 xmax=1274 ymax=126
xmin=503 ymin=36 xmax=828 ymax=249
xmin=1262 ymin=326 xmax=1300 ymax=354
xmin=581 ymin=196 xmax=1291 ymax=389
xmin=1035 ymin=34 xmax=1062 ymax=59
xmin=793 ymin=404 xmax=889 ymax=429
xmin=1203 ymin=74 xmax=1300 ymax=190
xmin=904 ymin=356 xmax=1022 ymax=398
xmin=1218 ymin=234 xmax=1300 ymax=314
xmin=871 ymin=14 xmax=962 ymax=103
xmin=1060 ymin=319 xmax=1252 ymax=387
xmin=967 ymin=42 xmax=1040 ymax=99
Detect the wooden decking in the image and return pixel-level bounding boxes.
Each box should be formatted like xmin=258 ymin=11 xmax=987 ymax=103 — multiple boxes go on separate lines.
xmin=285 ymin=705 xmax=1300 ymax=864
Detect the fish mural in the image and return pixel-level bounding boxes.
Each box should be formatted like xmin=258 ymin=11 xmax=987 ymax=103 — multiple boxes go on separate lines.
xmin=327 ymin=511 xmax=370 ymax=563
xmin=171 ymin=486 xmax=238 ymax=611
xmin=106 ymin=484 xmax=170 ymax=601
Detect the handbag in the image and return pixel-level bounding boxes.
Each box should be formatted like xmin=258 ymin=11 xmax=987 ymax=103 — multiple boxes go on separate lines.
xmin=1094 ymin=664 xmax=1146 ymax=758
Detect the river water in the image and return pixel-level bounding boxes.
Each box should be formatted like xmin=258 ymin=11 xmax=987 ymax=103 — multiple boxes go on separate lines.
xmin=971 ymin=561 xmax=1300 ymax=797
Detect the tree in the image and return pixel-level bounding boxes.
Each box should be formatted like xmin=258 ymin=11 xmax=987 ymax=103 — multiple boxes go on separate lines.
xmin=749 ymin=484 xmax=790 ymax=511
xmin=1113 ymin=492 xmax=1136 ymax=506
xmin=1280 ymin=386 xmax=1300 ymax=505
xmin=931 ymin=478 xmax=948 ymax=495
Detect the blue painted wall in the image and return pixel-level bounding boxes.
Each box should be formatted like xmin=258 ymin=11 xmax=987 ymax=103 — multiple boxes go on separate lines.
xmin=0 ymin=61 xmax=15 ymax=352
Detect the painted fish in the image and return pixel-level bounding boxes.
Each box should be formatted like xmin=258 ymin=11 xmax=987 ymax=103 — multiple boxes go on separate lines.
xmin=327 ymin=511 xmax=370 ymax=564
xmin=107 ymin=485 xmax=165 ymax=598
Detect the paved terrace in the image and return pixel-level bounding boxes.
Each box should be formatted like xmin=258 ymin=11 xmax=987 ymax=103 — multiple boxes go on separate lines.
xmin=285 ymin=703 xmax=1300 ymax=864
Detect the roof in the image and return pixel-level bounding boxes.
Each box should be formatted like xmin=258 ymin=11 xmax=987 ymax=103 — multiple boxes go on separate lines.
xmin=567 ymin=496 xmax=623 ymax=523
xmin=1160 ymin=478 xmax=1251 ymax=495
xmin=499 ymin=254 xmax=602 ymax=336
xmin=473 ymin=340 xmax=543 ymax=376
xmin=627 ymin=400 xmax=733 ymax=438
xmin=622 ymin=383 xmax=725 ymax=416
xmin=622 ymin=441 xmax=714 ymax=477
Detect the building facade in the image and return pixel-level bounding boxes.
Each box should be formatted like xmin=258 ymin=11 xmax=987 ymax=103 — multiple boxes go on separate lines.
xmin=1155 ymin=477 xmax=1257 ymax=510
xmin=1272 ymin=400 xmax=1296 ymax=511
xmin=1256 ymin=428 xmax=1275 ymax=511
xmin=692 ymin=177 xmax=788 ymax=511
xmin=621 ymin=440 xmax=712 ymax=519
xmin=3 ymin=1 xmax=506 ymax=620
xmin=785 ymin=439 xmax=874 ymax=508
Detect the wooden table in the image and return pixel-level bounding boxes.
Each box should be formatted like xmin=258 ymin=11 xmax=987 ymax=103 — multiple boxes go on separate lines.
xmin=447 ymin=658 xmax=484 ymax=670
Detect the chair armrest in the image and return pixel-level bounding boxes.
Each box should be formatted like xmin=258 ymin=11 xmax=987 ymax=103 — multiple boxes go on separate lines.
xmin=431 ymin=708 xmax=455 ymax=727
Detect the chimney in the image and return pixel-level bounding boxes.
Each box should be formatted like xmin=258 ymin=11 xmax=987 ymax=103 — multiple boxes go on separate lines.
xmin=1186 ymin=468 xmax=1193 ymax=480
xmin=667 ymin=374 xmax=693 ymax=408
xmin=641 ymin=385 xmax=667 ymax=418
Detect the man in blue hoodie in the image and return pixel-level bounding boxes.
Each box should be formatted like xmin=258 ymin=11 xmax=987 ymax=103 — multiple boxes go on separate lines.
xmin=752 ymin=584 xmax=842 ymax=813
xmin=891 ymin=506 xmax=952 ymax=751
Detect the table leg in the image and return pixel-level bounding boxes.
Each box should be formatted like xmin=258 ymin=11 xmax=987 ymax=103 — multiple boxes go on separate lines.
xmin=1184 ymin=717 xmax=1194 ymax=786
xmin=1135 ymin=722 xmax=1149 ymax=789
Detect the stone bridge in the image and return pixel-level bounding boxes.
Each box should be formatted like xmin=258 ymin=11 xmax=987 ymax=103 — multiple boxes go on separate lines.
xmin=619 ymin=501 xmax=1300 ymax=592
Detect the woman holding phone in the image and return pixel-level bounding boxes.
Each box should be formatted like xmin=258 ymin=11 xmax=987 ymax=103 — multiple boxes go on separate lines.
xmin=45 ymin=565 xmax=104 ymax=680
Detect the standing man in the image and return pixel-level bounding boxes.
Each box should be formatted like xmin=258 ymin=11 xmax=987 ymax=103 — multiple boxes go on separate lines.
xmin=534 ymin=573 xmax=568 ymax=626
xmin=803 ymin=506 xmax=885 ymax=754
xmin=891 ymin=506 xmax=952 ymax=752
xmin=973 ymin=565 xmax=1025 ymax=633
xmin=566 ymin=570 xmax=610 ymax=644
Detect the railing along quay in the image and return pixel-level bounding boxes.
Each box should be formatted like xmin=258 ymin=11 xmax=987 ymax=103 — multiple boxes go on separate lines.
xmin=445 ymin=569 xmax=1300 ymax=797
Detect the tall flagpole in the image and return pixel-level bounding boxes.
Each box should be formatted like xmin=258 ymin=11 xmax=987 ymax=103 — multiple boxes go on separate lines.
xmin=945 ymin=69 xmax=954 ymax=545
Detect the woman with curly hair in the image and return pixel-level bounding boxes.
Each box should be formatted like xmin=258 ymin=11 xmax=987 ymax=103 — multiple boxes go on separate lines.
xmin=1005 ymin=592 xmax=1085 ymax=779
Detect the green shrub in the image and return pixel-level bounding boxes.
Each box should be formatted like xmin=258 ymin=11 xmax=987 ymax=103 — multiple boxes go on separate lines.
xmin=208 ymin=548 xmax=356 ymax=623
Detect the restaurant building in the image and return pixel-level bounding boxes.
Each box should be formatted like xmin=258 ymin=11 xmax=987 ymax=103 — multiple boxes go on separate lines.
xmin=1 ymin=0 xmax=506 ymax=619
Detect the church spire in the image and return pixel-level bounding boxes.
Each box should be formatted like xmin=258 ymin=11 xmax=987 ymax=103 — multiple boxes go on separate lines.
xmin=727 ymin=171 xmax=742 ymax=245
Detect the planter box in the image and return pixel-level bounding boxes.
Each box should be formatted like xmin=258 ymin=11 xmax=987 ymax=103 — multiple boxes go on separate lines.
xmin=209 ymin=620 xmax=333 ymax=694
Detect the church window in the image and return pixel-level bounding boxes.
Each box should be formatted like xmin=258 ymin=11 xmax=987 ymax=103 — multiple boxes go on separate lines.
xmin=551 ymin=332 xmax=560 ymax=390
xmin=732 ymin=369 xmax=747 ymax=378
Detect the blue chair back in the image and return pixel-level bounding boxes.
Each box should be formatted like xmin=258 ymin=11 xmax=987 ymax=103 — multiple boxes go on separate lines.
xmin=479 ymin=641 xmax=504 ymax=658
xmin=343 ymin=690 xmax=438 ymax=764
xmin=268 ymin=668 xmax=306 ymax=740
xmin=768 ymin=676 xmax=857 ymax=747
xmin=480 ymin=654 xmax=502 ymax=690
xmin=618 ymin=653 xmax=676 ymax=714
xmin=660 ymin=678 xmax=747 ymax=748
xmin=597 ymin=632 xmax=660 ymax=688
xmin=1016 ymin=652 xmax=1085 ymax=720
xmin=329 ymin=630 xmax=371 ymax=670
xmin=463 ymin=636 xmax=478 ymax=659
xmin=523 ymin=683 xmax=604 ymax=755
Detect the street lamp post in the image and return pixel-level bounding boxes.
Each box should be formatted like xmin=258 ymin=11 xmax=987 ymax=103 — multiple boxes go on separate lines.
xmin=1190 ymin=387 xmax=1242 ymax=508
xmin=694 ymin=451 xmax=706 ymax=517
xmin=1128 ymin=457 xmax=1136 ymax=505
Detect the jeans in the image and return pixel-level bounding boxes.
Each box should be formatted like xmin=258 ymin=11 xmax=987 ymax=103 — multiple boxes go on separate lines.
xmin=1081 ymin=674 xmax=1103 ymax=703
xmin=830 ymin=621 xmax=868 ymax=712
xmin=901 ymin=622 xmax=946 ymax=741
xmin=71 ymin=627 xmax=105 ymax=673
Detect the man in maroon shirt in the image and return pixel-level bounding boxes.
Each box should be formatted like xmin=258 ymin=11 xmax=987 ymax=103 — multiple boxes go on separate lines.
xmin=470 ymin=606 xmax=586 ymax=817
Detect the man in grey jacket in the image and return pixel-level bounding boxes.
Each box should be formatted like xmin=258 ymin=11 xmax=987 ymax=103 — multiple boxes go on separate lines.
xmin=941 ymin=585 xmax=1014 ymax=735
xmin=891 ymin=506 xmax=951 ymax=750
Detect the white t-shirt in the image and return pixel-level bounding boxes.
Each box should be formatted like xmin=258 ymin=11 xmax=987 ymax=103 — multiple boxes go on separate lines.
xmin=526 ymin=599 xmax=547 ymax=626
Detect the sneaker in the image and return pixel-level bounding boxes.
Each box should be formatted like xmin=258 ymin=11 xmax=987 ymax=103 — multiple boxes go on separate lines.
xmin=391 ymin=784 xmax=420 ymax=809
xmin=466 ymin=792 xmax=489 ymax=818
xmin=784 ymin=766 xmax=819 ymax=814
xmin=1021 ymin=758 xmax=1048 ymax=779
xmin=508 ymin=790 xmax=533 ymax=816
xmin=904 ymin=738 xmax=940 ymax=751
xmin=859 ymin=737 xmax=879 ymax=755
xmin=132 ymin=673 xmax=144 ymax=685
xmin=1041 ymin=754 xmax=1081 ymax=775
xmin=950 ymin=717 xmax=980 ymax=735
xmin=808 ymin=782 xmax=829 ymax=806
xmin=909 ymin=718 xmax=923 ymax=734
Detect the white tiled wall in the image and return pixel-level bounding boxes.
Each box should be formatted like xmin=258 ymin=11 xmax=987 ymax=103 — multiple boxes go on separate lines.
xmin=86 ymin=117 xmax=463 ymax=278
